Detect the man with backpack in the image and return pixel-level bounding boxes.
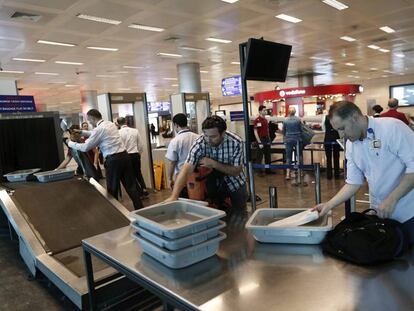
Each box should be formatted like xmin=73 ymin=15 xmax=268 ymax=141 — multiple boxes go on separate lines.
xmin=313 ymin=101 xmax=414 ymax=248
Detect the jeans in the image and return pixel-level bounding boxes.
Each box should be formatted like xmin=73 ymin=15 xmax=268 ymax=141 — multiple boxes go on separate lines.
xmin=285 ymin=139 xmax=303 ymax=166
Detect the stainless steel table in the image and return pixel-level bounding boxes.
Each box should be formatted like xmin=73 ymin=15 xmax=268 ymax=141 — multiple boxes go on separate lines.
xmin=82 ymin=225 xmax=414 ymax=311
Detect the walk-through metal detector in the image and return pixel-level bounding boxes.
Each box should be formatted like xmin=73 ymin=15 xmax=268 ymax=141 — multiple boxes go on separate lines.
xmin=170 ymin=93 xmax=211 ymax=134
xmin=97 ymin=92 xmax=155 ymax=190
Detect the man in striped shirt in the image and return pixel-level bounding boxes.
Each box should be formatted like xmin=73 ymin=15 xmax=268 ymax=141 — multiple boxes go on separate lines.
xmin=165 ymin=116 xmax=247 ymax=212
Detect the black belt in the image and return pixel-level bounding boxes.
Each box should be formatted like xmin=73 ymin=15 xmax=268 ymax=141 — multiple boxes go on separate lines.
xmin=105 ymin=151 xmax=127 ymax=161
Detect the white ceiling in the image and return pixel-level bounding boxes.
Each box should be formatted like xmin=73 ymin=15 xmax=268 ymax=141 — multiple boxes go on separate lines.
xmin=0 ymin=0 xmax=413 ymax=113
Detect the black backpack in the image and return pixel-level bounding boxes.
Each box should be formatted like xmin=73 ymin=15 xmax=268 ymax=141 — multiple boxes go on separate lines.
xmin=322 ymin=209 xmax=409 ymax=265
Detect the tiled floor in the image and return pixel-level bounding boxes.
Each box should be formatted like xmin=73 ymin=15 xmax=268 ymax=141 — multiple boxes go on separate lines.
xmin=0 ymin=168 xmax=368 ymax=310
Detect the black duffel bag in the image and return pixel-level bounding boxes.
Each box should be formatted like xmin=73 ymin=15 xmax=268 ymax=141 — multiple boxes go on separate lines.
xmin=322 ymin=209 xmax=410 ymax=265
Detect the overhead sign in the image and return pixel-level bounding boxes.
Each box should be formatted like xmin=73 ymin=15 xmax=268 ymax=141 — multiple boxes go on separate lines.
xmin=221 ymin=75 xmax=242 ymax=96
xmin=0 ymin=95 xmax=36 ymax=113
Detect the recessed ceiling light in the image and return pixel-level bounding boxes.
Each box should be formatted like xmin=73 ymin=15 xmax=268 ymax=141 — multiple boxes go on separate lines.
xmin=394 ymin=53 xmax=405 ymax=58
xmin=110 ymin=71 xmax=129 ymax=74
xmin=200 ymin=70 xmax=209 ymax=73
xmin=163 ymin=77 xmax=178 ymax=81
xmin=65 ymin=84 xmax=78 ymax=87
xmin=37 ymin=40 xmax=76 ymax=47
xmin=179 ymin=46 xmax=205 ymax=52
xmin=231 ymin=61 xmax=240 ymax=65
xmin=49 ymin=81 xmax=67 ymax=84
xmin=379 ymin=26 xmax=395 ymax=33
xmin=123 ymin=65 xmax=144 ymax=69
xmin=118 ymin=88 xmax=131 ymax=91
xmin=381 ymin=75 xmax=388 ymax=78
xmin=60 ymin=101 xmax=73 ymax=104
xmin=171 ymin=84 xmax=179 ymax=87
xmin=157 ymin=52 xmax=182 ymax=58
xmin=205 ymin=37 xmax=232 ymax=44
xmin=96 ymin=74 xmax=116 ymax=78
xmin=383 ymin=70 xmax=392 ymax=73
xmin=76 ymin=14 xmax=121 ymax=25
xmin=12 ymin=57 xmax=46 ymax=63
xmin=345 ymin=63 xmax=355 ymax=66
xmin=35 ymin=72 xmax=59 ymax=76
xmin=0 ymin=70 xmax=24 ymax=74
xmin=351 ymin=70 xmax=359 ymax=73
xmin=87 ymin=46 xmax=118 ymax=51
xmin=340 ymin=36 xmax=356 ymax=42
xmin=322 ymin=0 xmax=348 ymax=10
xmin=55 ymin=61 xmax=84 ymax=65
xmin=379 ymin=48 xmax=389 ymax=53
xmin=275 ymin=14 xmax=302 ymax=23
xmin=128 ymin=24 xmax=164 ymax=32
xmin=369 ymin=67 xmax=378 ymax=70
xmin=221 ymin=0 xmax=239 ymax=3
xmin=368 ymin=45 xmax=380 ymax=50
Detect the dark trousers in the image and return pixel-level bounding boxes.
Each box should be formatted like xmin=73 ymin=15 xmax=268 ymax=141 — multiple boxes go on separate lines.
xmin=325 ymin=144 xmax=340 ymax=179
xmin=257 ymin=137 xmax=272 ymax=172
xmin=129 ymin=153 xmax=147 ymax=192
xmin=403 ymin=216 xmax=414 ymax=247
xmin=105 ymin=151 xmax=143 ymax=210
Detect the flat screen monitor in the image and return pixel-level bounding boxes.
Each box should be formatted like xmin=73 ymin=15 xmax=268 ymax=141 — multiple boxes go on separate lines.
xmin=243 ymin=38 xmax=292 ymax=82
xmin=389 ymin=83 xmax=414 ymax=106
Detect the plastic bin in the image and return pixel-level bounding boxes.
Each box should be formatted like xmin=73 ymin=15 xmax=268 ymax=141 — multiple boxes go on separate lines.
xmin=132 ymin=221 xmax=226 ymax=251
xmin=245 ymin=208 xmax=332 ymax=244
xmin=129 ymin=201 xmax=226 ymax=239
xmin=34 ymin=168 xmax=75 ymax=183
xmin=3 ymin=168 xmax=41 ymax=182
xmin=133 ymin=231 xmax=226 ymax=269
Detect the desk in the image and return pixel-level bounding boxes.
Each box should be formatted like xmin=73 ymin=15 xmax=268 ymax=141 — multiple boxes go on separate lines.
xmin=83 ymin=225 xmax=414 ymax=311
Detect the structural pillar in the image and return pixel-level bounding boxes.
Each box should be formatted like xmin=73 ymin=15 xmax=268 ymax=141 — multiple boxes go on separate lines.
xmin=298 ymin=74 xmax=314 ymax=87
xmin=177 ymin=63 xmax=201 ymax=93
xmin=80 ymin=90 xmax=98 ymax=117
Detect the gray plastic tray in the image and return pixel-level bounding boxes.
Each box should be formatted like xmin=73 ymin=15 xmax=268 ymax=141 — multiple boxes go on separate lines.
xmin=34 ymin=168 xmax=75 ymax=183
xmin=245 ymin=208 xmax=332 ymax=244
xmin=132 ymin=221 xmax=226 ymax=251
xmin=3 ymin=168 xmax=41 ymax=182
xmin=129 ymin=201 xmax=226 ymax=239
xmin=134 ymin=231 xmax=226 ymax=269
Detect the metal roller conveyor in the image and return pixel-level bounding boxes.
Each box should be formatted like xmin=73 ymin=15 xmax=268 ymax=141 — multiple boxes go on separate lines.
xmin=0 ymin=177 xmax=159 ymax=310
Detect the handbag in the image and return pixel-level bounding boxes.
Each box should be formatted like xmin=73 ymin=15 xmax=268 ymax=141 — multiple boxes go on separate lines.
xmin=301 ymin=123 xmax=315 ymax=146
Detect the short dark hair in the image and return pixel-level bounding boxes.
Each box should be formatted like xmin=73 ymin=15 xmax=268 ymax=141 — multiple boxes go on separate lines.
xmin=372 ymin=105 xmax=383 ymax=114
xmin=202 ymin=116 xmax=227 ymax=134
xmin=388 ymin=98 xmax=398 ymax=109
xmin=172 ymin=113 xmax=187 ymax=127
xmin=328 ymin=101 xmax=362 ymax=120
xmin=259 ymin=105 xmax=266 ymax=112
xmin=69 ymin=124 xmax=80 ymax=131
xmin=87 ymin=109 xmax=102 ymax=119
xmin=116 ymin=117 xmax=126 ymax=125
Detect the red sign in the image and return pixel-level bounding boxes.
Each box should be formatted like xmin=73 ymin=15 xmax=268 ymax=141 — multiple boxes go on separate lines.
xmin=254 ymin=84 xmax=363 ymax=102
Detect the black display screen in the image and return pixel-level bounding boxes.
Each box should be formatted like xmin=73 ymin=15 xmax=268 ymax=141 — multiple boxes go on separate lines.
xmin=243 ymin=38 xmax=292 ymax=82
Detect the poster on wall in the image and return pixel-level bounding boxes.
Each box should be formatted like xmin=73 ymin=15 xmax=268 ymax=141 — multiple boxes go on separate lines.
xmin=0 ymin=95 xmax=36 ymax=113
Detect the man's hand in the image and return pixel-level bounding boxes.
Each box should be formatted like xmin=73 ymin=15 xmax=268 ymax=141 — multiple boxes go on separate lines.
xmin=164 ymin=195 xmax=177 ymax=203
xmin=311 ymin=203 xmax=331 ymax=217
xmin=258 ymin=143 xmax=264 ymax=149
xmin=199 ymin=157 xmax=217 ymax=169
xmin=378 ymin=197 xmax=397 ymax=218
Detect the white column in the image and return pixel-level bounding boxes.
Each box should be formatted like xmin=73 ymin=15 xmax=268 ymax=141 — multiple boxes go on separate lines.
xmin=177 ymin=63 xmax=201 ymax=93
xmin=0 ymin=79 xmax=18 ymax=95
xmin=80 ymin=90 xmax=98 ymax=116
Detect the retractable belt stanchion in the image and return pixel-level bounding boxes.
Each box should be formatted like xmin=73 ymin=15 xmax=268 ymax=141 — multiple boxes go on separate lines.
xmin=239 ymin=42 xmax=257 ymax=212
xmin=314 ymin=163 xmax=321 ymax=204
xmin=269 ymin=187 xmax=277 ymax=209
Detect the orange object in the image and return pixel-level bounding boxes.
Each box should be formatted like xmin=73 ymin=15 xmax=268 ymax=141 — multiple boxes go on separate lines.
xmin=186 ymin=167 xmax=212 ymax=201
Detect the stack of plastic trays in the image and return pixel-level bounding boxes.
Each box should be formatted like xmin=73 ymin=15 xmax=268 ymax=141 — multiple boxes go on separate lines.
xmin=130 ymin=200 xmax=227 ymax=269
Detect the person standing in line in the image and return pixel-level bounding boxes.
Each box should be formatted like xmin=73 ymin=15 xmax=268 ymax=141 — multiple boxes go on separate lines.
xmin=372 ymin=105 xmax=383 ymax=117
xmin=380 ymin=98 xmax=409 ymax=125
xmin=82 ymin=120 xmax=103 ymax=179
xmin=323 ymin=116 xmax=341 ymax=179
xmin=165 ymin=113 xmax=199 ymax=196
xmin=116 ymin=117 xmax=149 ymax=198
xmin=68 ymin=109 xmax=143 ymax=210
xmin=253 ymin=105 xmax=275 ymax=175
xmin=313 ymin=101 xmax=414 ymax=246
xmin=282 ymin=107 xmax=303 ymax=180
xmin=150 ymin=123 xmax=156 ymax=142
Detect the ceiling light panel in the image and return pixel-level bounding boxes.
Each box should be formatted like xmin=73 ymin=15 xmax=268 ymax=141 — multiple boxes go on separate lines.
xmin=221 ymin=0 xmax=239 ymax=3
xmin=205 ymin=37 xmax=232 ymax=44
xmin=12 ymin=57 xmax=46 ymax=63
xmin=55 ymin=61 xmax=84 ymax=65
xmin=87 ymin=46 xmax=118 ymax=51
xmin=340 ymin=36 xmax=356 ymax=42
xmin=157 ymin=52 xmax=182 ymax=58
xmin=379 ymin=26 xmax=395 ymax=33
xmin=275 ymin=14 xmax=302 ymax=23
xmin=76 ymin=14 xmax=121 ymax=25
xmin=0 ymin=70 xmax=24 ymax=74
xmin=37 ymin=40 xmax=76 ymax=47
xmin=35 ymin=72 xmax=59 ymax=75
xmin=367 ymin=45 xmax=380 ymax=50
xmin=322 ymin=0 xmax=349 ymax=10
xmin=345 ymin=63 xmax=355 ymax=66
xmin=179 ymin=46 xmax=205 ymax=52
xmin=123 ymin=65 xmax=144 ymax=69
xmin=128 ymin=24 xmax=164 ymax=32
xmin=379 ymin=48 xmax=389 ymax=53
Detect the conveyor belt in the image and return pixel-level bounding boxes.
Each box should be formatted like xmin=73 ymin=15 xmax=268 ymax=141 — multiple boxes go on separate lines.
xmin=9 ymin=178 xmax=129 ymax=254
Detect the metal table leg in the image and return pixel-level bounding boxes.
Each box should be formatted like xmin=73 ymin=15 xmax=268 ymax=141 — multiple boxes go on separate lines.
xmin=83 ymin=248 xmax=98 ymax=311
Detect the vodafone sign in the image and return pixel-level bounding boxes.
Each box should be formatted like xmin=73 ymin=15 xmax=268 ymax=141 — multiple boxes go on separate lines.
xmin=255 ymin=84 xmax=363 ymax=102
